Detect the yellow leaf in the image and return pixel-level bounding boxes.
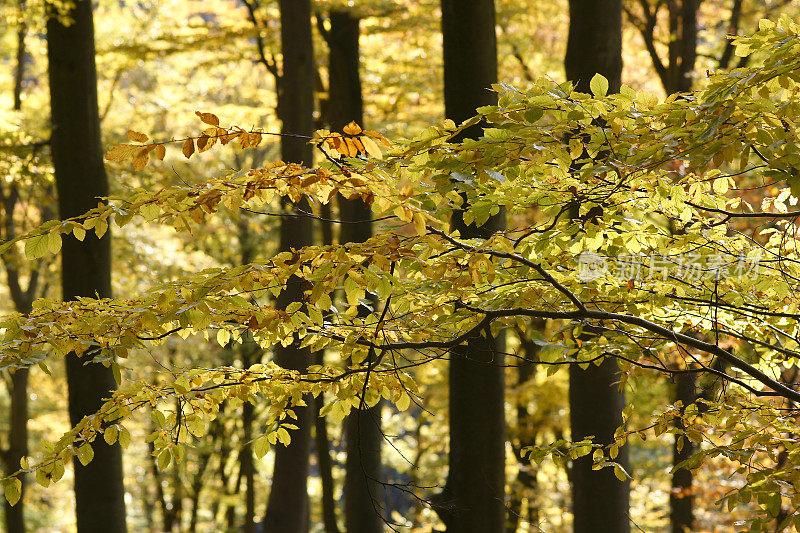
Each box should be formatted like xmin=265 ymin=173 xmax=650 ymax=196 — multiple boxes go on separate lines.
xmin=195 ymin=111 xmax=220 ymax=126
xmin=105 ymin=144 xmax=138 ymax=162
xmin=154 ymin=144 xmax=166 ymax=161
xmin=396 ymin=392 xmax=411 ymax=411
xmin=24 ymin=233 xmax=50 ymax=259
xmin=48 ymin=233 xmax=62 ymax=255
xmin=343 ymin=121 xmax=362 ymax=135
xmin=76 ymin=444 xmax=94 ymax=466
xmin=126 ymin=129 xmax=148 ymax=142
xmin=253 ymin=435 xmax=269 ymax=459
xmin=182 ymin=139 xmax=195 ymax=159
xmin=157 ymin=450 xmax=170 ymax=470
xmin=361 ymin=136 xmax=383 ymax=158
xmin=104 ymin=426 xmax=118 ymax=445
xmin=413 ymin=212 xmax=426 ymax=236
xmin=36 ymin=469 xmax=51 ymax=488
xmin=132 ymin=148 xmax=149 ymax=171
xmin=4 ymin=479 xmax=21 ymax=506
xmin=73 ymin=225 xmax=86 ymax=241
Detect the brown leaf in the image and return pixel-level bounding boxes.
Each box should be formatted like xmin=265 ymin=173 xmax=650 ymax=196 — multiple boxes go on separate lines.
xmin=126 ymin=129 xmax=149 ymax=142
xmin=195 ymin=111 xmax=220 ymax=126
xmin=132 ymin=148 xmax=149 ymax=171
xmin=182 ymin=139 xmax=195 ymax=159
xmin=343 ymin=121 xmax=362 ymax=135
xmin=105 ymin=144 xmax=138 ymax=162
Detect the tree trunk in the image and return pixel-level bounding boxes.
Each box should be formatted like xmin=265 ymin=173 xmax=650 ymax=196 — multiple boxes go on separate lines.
xmin=565 ymin=6 xmax=629 ymax=532
xmin=13 ymin=0 xmax=26 ymax=112
xmin=238 ymin=220 xmax=258 ymax=533
xmin=568 ymin=359 xmax=629 ymax=533
xmin=565 ymin=0 xmax=623 ymax=95
xmin=4 ymin=7 xmax=31 ymax=533
xmin=262 ymin=2 xmax=315 ymax=532
xmin=241 ymin=363 xmax=256 ymax=533
xmin=313 ymin=352 xmax=341 ymax=533
xmin=46 ymin=0 xmax=127 ymax=530
xmin=325 ymin=10 xmax=385 ymax=533
xmin=436 ymin=2 xmax=505 ymax=532
xmin=508 ymin=332 xmax=543 ymax=533
xmin=4 ymin=368 xmax=28 ymax=533
xmin=670 ymin=371 xmax=696 ymax=533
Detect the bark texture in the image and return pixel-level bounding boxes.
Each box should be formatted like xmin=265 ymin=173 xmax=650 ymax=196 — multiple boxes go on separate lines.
xmin=263 ymin=1 xmax=315 ymax=531
xmin=565 ymin=2 xmax=630 ymax=532
xmin=671 ymin=372 xmax=697 ymax=533
xmin=324 ymin=10 xmax=385 ymax=533
xmin=436 ymin=2 xmax=506 ymax=532
xmin=46 ymin=0 xmax=127 ymax=530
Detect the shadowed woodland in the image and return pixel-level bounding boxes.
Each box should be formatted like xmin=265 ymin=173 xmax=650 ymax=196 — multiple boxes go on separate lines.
xmin=3 ymin=0 xmax=800 ymax=532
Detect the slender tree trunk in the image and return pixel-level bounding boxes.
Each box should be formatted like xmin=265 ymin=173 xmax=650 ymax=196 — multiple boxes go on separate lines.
xmin=313 ymin=352 xmax=341 ymax=533
xmin=565 ymin=3 xmax=629 ymax=533
xmin=675 ymin=0 xmax=698 ymax=93
xmin=240 ymin=382 xmax=256 ymax=533
xmin=508 ymin=333 xmax=543 ymax=533
xmin=4 ymin=8 xmax=30 ymax=532
xmin=324 ymin=9 xmax=385 ymax=533
xmin=4 ymin=368 xmax=28 ymax=533
xmin=238 ymin=220 xmax=257 ymax=533
xmin=436 ymin=2 xmax=505 ymax=532
xmin=13 ymin=0 xmax=26 ymax=111
xmin=46 ymin=0 xmax=127 ymax=530
xmin=187 ymin=448 xmax=211 ymax=533
xmin=568 ymin=359 xmax=629 ymax=533
xmin=263 ymin=2 xmax=315 ymax=531
xmin=310 ymin=182 xmax=338 ymax=533
xmin=670 ymin=371 xmax=696 ymax=533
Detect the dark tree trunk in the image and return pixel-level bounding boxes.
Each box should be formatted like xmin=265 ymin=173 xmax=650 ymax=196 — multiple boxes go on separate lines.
xmin=568 ymin=360 xmax=630 ymax=533
xmin=670 ymin=371 xmax=696 ymax=533
xmin=238 ymin=221 xmax=257 ymax=533
xmin=46 ymin=0 xmax=127 ymax=530
xmin=565 ymin=0 xmax=623 ymax=95
xmin=241 ymin=375 xmax=256 ymax=533
xmin=565 ymin=4 xmax=629 ymax=532
xmin=436 ymin=2 xmax=505 ymax=532
xmin=4 ymin=11 xmax=30 ymax=532
xmin=13 ymin=0 xmax=26 ymax=112
xmin=625 ymin=0 xmax=699 ymax=94
xmin=311 ymin=187 xmax=338 ymax=533
xmin=4 ymin=368 xmax=28 ymax=533
xmin=312 ymin=352 xmax=341 ymax=533
xmin=508 ymin=332 xmax=543 ymax=533
xmin=263 ymin=2 xmax=315 ymax=532
xmin=324 ymin=10 xmax=385 ymax=533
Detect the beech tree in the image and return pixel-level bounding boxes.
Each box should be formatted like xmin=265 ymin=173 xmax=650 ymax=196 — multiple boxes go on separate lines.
xmin=3 ymin=14 xmax=800 ymax=533
xmin=262 ymin=1 xmax=316 ymax=531
xmin=564 ymin=1 xmax=630 ymax=532
xmin=435 ymin=1 xmax=506 ymax=532
xmin=45 ymin=0 xmax=127 ymax=530
xmin=319 ymin=8 xmax=385 ymax=533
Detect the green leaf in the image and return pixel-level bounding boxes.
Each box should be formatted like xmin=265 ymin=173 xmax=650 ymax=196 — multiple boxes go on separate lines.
xmin=157 ymin=449 xmax=171 ymax=470
xmin=589 ymin=74 xmax=609 ymax=97
xmin=48 ymin=233 xmax=62 ymax=254
xmin=24 ymin=233 xmax=50 ymax=260
xmin=104 ymin=426 xmax=119 ymax=445
xmin=4 ymin=478 xmax=21 ymax=506
xmin=76 ymin=444 xmax=94 ymax=466
xmin=253 ymin=435 xmax=269 ymax=459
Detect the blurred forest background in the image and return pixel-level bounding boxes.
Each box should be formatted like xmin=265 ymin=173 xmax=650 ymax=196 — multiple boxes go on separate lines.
xmin=1 ymin=0 xmax=800 ymax=531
